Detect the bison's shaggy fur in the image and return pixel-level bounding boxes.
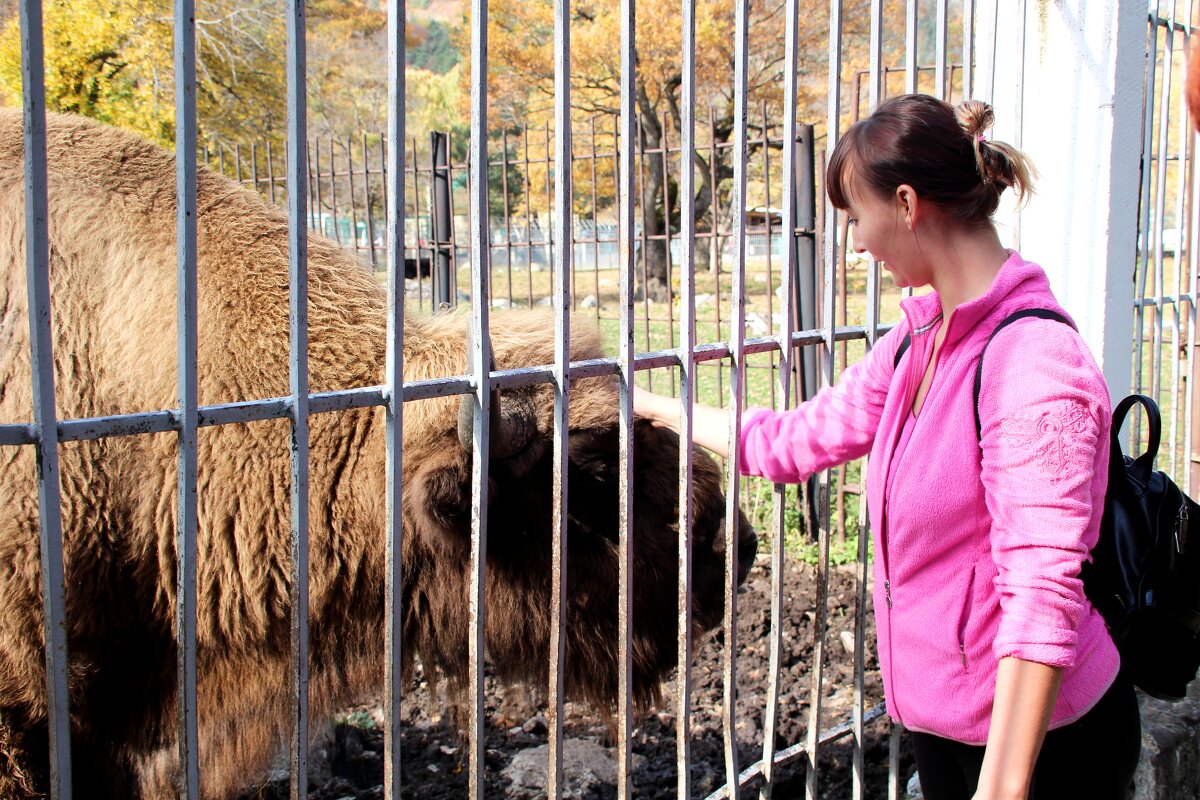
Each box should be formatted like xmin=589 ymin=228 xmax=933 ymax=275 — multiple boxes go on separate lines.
xmin=0 ymin=110 xmax=755 ymax=797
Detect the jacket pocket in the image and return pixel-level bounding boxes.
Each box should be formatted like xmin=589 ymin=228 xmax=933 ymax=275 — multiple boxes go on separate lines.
xmin=956 ymin=563 xmax=978 ymax=673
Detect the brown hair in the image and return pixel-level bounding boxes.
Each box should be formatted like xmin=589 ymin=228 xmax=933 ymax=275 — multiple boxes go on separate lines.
xmin=827 ymin=94 xmax=1036 ymax=224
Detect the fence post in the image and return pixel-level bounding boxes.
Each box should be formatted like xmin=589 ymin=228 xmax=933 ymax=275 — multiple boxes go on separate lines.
xmin=792 ymin=123 xmax=821 ymax=541
xmin=432 ymin=131 xmax=453 ymax=308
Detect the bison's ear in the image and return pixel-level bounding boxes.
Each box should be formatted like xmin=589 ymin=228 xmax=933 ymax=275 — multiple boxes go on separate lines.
xmin=407 ymin=446 xmax=475 ymax=551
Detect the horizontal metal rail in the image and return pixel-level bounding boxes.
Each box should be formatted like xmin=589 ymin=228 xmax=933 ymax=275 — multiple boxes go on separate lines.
xmin=0 ymin=325 xmax=894 ymax=447
xmin=704 ymin=703 xmax=890 ymax=800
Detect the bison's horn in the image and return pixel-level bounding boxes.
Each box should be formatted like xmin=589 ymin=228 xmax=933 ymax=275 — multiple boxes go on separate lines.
xmin=457 ymin=354 xmax=538 ymax=460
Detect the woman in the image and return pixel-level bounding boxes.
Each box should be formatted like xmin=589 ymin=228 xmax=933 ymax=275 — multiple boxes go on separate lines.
xmin=635 ymin=94 xmax=1141 ymax=799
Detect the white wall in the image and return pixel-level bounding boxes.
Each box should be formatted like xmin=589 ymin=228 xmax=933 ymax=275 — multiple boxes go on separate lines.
xmin=976 ymin=0 xmax=1146 ymax=401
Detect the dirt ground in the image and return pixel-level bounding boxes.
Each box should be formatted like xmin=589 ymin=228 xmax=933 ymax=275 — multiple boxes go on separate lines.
xmin=240 ymin=556 xmax=916 ymax=799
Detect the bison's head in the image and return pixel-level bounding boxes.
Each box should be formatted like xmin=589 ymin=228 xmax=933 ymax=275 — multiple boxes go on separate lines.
xmin=400 ymin=312 xmax=756 ymax=709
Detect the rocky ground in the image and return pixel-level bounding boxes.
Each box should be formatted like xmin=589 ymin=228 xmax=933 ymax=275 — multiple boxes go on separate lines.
xmin=241 ymin=556 xmax=916 ymax=799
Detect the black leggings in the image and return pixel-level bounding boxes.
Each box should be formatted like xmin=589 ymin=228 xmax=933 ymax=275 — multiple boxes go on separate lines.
xmin=910 ymin=672 xmax=1141 ymax=800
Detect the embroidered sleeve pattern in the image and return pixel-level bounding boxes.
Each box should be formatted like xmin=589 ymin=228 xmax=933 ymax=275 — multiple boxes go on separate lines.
xmin=997 ymin=404 xmax=1095 ymax=483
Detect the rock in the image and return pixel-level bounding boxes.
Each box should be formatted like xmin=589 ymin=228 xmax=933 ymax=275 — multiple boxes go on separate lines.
xmin=502 ymin=738 xmax=646 ymax=799
xmin=536 ymin=296 xmax=553 ymax=306
xmin=580 ymin=294 xmax=598 ymax=309
xmin=906 ymin=770 xmax=923 ymax=798
xmin=840 ymin=630 xmax=856 ymax=656
xmin=491 ymin=297 xmax=512 ymax=308
xmin=522 ymin=714 xmax=548 ymax=735
xmin=1133 ymin=681 xmax=1200 ymax=799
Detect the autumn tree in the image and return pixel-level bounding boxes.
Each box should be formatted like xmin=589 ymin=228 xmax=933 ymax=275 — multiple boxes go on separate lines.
xmin=467 ymin=0 xmax=894 ymax=300
xmin=0 ymin=0 xmax=396 ymax=148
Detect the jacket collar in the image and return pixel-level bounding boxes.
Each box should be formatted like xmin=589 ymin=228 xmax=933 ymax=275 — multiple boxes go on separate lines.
xmin=898 ymin=250 xmax=1052 ymax=348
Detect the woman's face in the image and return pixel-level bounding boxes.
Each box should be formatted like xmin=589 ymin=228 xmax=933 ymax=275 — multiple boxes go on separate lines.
xmin=843 ymin=179 xmax=924 ymax=289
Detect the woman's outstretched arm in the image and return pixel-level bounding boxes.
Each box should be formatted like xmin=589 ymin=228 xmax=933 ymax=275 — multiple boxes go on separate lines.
xmin=633 ymin=386 xmax=732 ymax=458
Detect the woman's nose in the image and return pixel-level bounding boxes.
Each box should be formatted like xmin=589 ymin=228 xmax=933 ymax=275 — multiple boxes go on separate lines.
xmin=850 ymin=227 xmax=866 ymax=254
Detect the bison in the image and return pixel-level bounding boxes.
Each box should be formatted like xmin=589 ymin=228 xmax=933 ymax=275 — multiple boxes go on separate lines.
xmin=0 ymin=110 xmax=756 ymax=798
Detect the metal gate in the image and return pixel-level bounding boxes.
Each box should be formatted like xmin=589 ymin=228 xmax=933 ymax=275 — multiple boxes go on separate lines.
xmin=1 ymin=1 xmax=1153 ymax=800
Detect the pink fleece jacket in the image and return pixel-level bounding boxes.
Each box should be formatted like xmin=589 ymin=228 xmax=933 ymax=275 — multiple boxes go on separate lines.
xmin=739 ymin=252 xmax=1119 ymax=744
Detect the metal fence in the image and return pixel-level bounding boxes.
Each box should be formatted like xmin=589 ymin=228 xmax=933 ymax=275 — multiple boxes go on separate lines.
xmin=3 ymin=1 xmax=1185 ymax=800
xmin=1136 ymin=4 xmax=1199 ymax=495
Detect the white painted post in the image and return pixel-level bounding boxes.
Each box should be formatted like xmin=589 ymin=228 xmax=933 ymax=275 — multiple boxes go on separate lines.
xmin=981 ymin=0 xmax=1146 ymax=401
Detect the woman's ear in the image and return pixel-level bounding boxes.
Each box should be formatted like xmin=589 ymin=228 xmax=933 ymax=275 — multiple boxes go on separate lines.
xmin=895 ymin=184 xmax=919 ymax=230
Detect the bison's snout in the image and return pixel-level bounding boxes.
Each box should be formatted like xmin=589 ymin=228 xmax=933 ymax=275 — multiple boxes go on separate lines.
xmin=736 ymin=516 xmax=758 ymax=585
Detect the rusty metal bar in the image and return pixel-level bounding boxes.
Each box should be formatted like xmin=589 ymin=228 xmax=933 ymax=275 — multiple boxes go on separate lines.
xmin=19 ymin=0 xmax=73 ymax=795
xmin=467 ymin=0 xmax=492 ymax=794
xmin=284 ymin=1 xmax=311 ymax=797
xmin=173 ymin=0 xmax=201 ymax=795
xmin=616 ymin=1 xmax=636 ymax=795
xmin=722 ymin=0 xmax=750 ymax=795
xmin=364 ymin=133 xmax=377 ymax=269
xmin=547 ymin=0 xmax=572 ymax=793
xmin=676 ymin=0 xmax=698 ymax=793
xmin=384 ymin=2 xmax=406 ymax=797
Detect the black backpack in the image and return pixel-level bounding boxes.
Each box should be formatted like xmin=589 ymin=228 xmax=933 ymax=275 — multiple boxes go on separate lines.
xmin=895 ymin=308 xmax=1200 ymax=699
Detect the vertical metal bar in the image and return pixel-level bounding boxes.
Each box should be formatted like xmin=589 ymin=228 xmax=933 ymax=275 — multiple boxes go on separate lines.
xmin=1152 ymin=17 xmax=1173 ymax=408
xmin=905 ymin=0 xmax=918 ymax=94
xmin=616 ymin=0 xmax=636 ymax=794
xmin=637 ymin=122 xmax=655 ymax=380
xmin=383 ymin=5 xmax=406 ymax=798
xmin=285 ymin=2 xmax=311 ymax=798
xmin=173 ymin=0 xmax=200 ymax=796
xmin=252 ymin=143 xmax=260 ymax=199
xmin=267 ymin=140 xmax=278 ymax=206
xmin=962 ymin=0 xmax=975 ymax=100
xmin=1171 ymin=9 xmax=1188 ymax=475
xmin=467 ymin=0 xmax=492 ymax=795
xmin=235 ymin=143 xmax=244 ymax=187
xmin=591 ymin=116 xmax=602 ymax=322
xmin=329 ymin=136 xmax=341 ymax=244
xmin=364 ymin=133 xmax=378 ymax=269
xmin=936 ymin=0 xmax=949 ymax=100
xmin=547 ymin=0 xmax=572 ymax=794
xmin=760 ymin=0 xmax=800 ymax=796
xmin=677 ymin=0 xmax=697 ymax=794
xmin=314 ymin=140 xmax=325 ymax=238
xmin=524 ymin=125 xmax=535 ymax=307
xmin=1187 ymin=3 xmax=1200 ymax=494
xmin=500 ymin=127 xmax=513 ymax=303
xmin=19 ymin=0 xmax=72 ymax=795
xmin=409 ymin=137 xmax=420 ymax=293
xmin=762 ymin=102 xmax=776 ymax=410
xmin=1011 ymin=0 xmax=1026 ymax=248
xmin=722 ymin=1 xmax=750 ymax=796
xmin=1135 ymin=22 xmax=1159 ymax=430
xmin=888 ymin=723 xmax=901 ymax=800
xmin=307 ymin=146 xmax=317 ymax=231
xmin=348 ymin=136 xmax=362 ymax=256
xmin=869 ymin=0 xmax=884 ymax=111
xmin=806 ymin=2 xmax=843 ymax=797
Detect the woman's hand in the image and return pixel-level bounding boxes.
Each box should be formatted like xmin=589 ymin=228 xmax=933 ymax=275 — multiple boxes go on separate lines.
xmin=632 ymin=386 xmax=732 ymax=458
xmin=633 ymin=386 xmax=675 ymax=429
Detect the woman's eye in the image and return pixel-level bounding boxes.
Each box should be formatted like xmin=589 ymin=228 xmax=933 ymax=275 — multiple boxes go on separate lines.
xmin=847 ymin=218 xmax=857 ymax=225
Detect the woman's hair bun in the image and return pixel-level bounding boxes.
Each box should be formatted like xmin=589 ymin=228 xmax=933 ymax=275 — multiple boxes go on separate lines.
xmin=955 ymin=100 xmax=994 ymax=140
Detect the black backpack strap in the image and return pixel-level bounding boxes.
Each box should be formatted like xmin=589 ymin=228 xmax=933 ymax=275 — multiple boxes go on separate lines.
xmin=893 ymin=333 xmax=911 ymax=371
xmin=973 ymin=308 xmax=1075 ymax=442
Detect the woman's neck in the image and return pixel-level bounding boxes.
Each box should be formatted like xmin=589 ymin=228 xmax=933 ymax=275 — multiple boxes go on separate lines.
xmin=927 ymin=223 xmax=1010 ymax=317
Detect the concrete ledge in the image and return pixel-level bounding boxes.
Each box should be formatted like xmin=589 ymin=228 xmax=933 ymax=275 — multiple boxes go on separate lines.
xmin=1134 ymin=680 xmax=1200 ymax=799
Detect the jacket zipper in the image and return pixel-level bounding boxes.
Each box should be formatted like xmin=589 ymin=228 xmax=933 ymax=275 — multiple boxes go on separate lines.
xmin=956 ymin=564 xmax=977 ymax=672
